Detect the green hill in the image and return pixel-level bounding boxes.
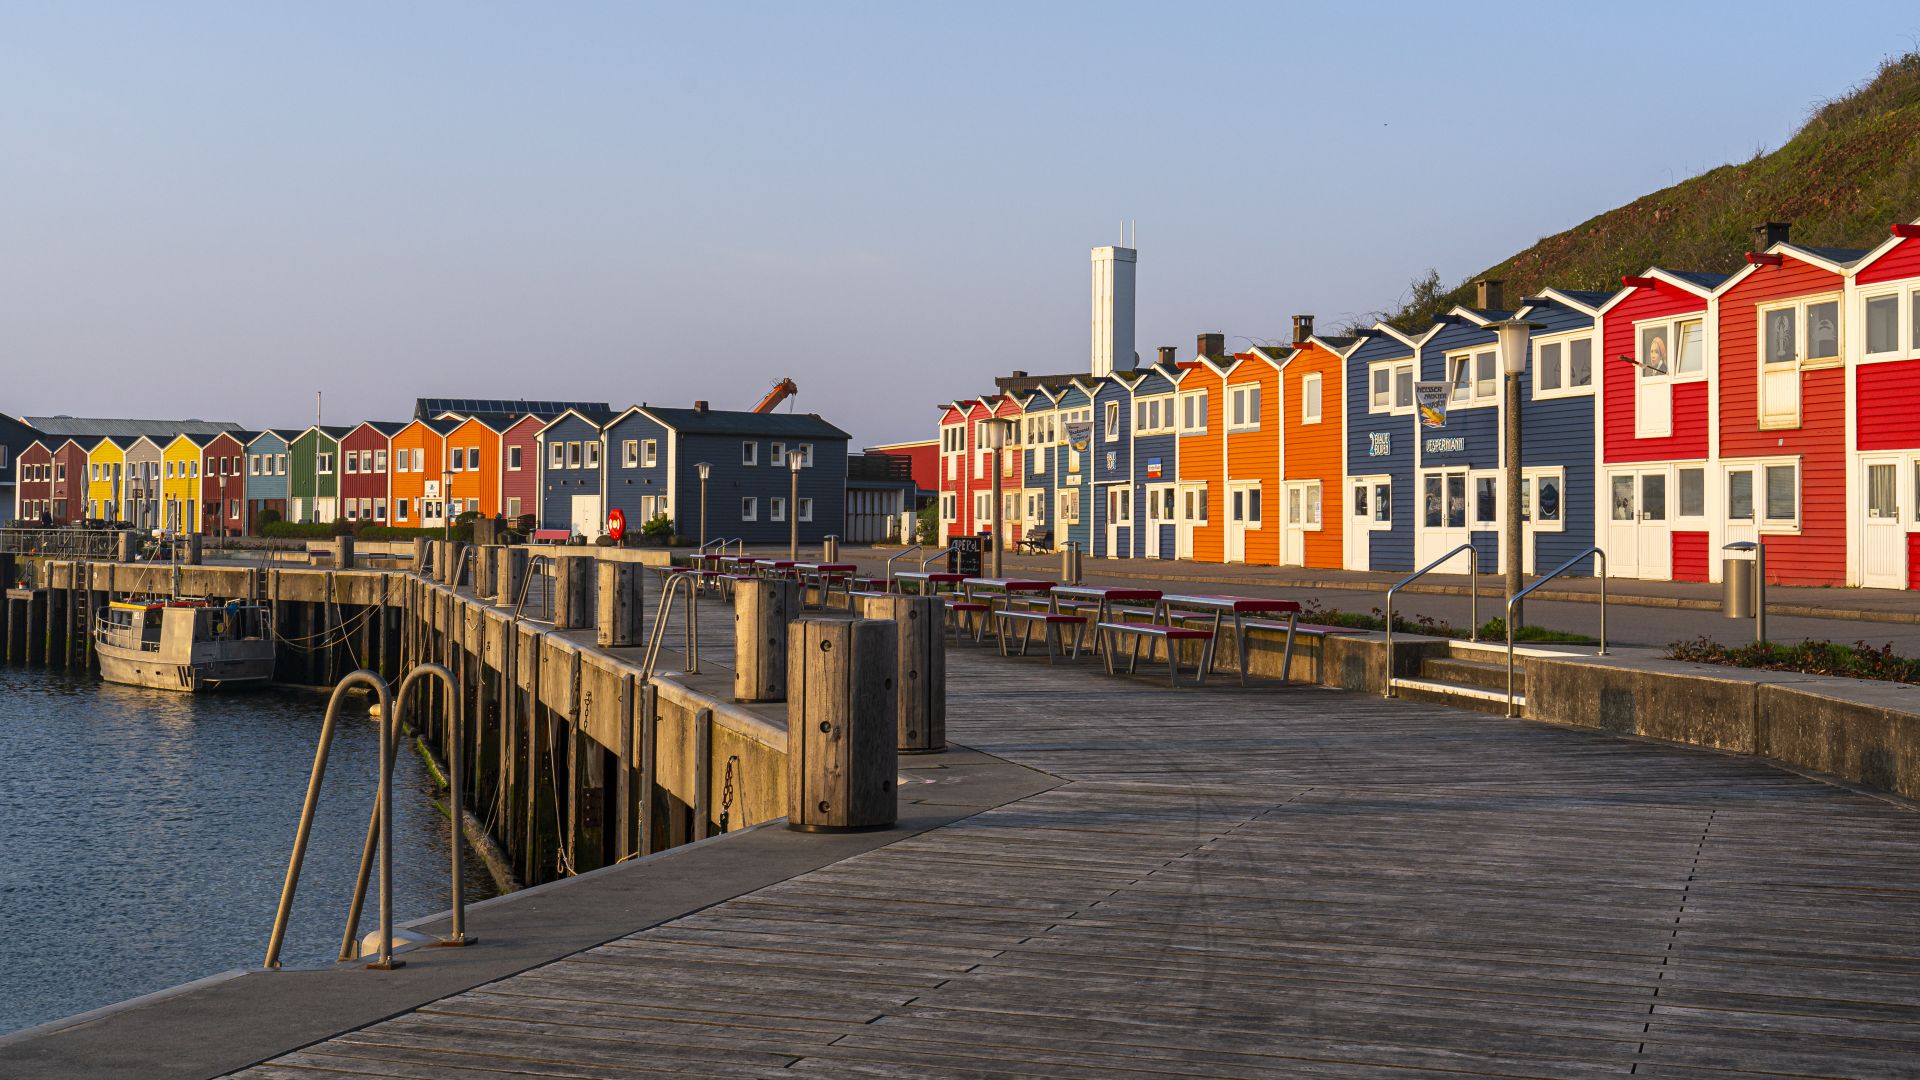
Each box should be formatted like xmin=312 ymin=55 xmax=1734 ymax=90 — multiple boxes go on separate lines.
xmin=1383 ymin=52 xmax=1920 ymax=331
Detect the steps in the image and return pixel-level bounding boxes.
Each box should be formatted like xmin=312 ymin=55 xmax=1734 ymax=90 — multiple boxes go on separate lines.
xmin=1388 ymin=643 xmax=1558 ymax=716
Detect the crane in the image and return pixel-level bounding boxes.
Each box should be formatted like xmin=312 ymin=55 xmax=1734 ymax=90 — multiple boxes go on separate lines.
xmin=751 ymin=378 xmax=798 ymax=414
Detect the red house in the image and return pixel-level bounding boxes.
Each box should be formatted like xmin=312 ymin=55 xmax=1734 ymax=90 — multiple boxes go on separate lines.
xmin=936 ymin=400 xmax=976 ymax=542
xmin=990 ymin=393 xmax=1026 ymax=548
xmin=1596 ymin=268 xmax=1724 ymax=581
xmin=499 ymin=414 xmax=543 ymax=524
xmin=1847 ymin=217 xmax=1920 ymax=588
xmin=340 ymin=421 xmax=403 ymax=526
xmin=865 ymin=437 xmax=939 ymax=497
xmin=199 ymin=432 xmax=249 ymax=537
xmin=16 ymin=441 xmax=53 ymax=522
xmin=49 ymin=440 xmax=87 ymax=525
xmin=1714 ymin=225 xmax=1865 ymax=587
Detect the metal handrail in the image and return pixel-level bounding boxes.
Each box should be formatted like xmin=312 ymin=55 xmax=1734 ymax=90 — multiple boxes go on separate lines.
xmin=641 ymin=571 xmax=698 ymax=679
xmin=919 ymin=544 xmax=955 ymax=571
xmin=342 ymin=662 xmax=472 ymax=959
xmin=1383 ymin=543 xmax=1479 ymax=699
xmin=512 ymin=553 xmax=557 ymax=622
xmin=886 ymin=544 xmax=922 ymax=588
xmin=1506 ymin=546 xmax=1605 ymax=718
xmin=265 ymin=670 xmax=394 ymax=970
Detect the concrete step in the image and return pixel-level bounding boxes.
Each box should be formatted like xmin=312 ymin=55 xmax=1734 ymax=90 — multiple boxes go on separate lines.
xmin=1388 ymin=676 xmax=1524 ymax=716
xmin=1422 ymin=656 xmax=1525 ymax=695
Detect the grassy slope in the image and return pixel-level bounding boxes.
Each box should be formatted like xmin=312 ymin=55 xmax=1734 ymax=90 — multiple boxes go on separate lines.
xmin=1385 ymin=53 xmax=1920 ymax=331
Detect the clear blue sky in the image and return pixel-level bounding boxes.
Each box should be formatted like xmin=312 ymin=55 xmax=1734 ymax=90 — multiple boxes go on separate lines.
xmin=2 ymin=3 xmax=1913 ymax=446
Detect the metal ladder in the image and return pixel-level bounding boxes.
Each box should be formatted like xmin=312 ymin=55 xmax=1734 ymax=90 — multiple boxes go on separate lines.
xmin=641 ymin=570 xmax=699 ymax=680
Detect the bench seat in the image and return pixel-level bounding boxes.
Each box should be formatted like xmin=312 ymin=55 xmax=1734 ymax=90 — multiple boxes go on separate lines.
xmin=1096 ymin=621 xmax=1217 ymax=687
xmin=993 ymin=608 xmax=1088 ymax=664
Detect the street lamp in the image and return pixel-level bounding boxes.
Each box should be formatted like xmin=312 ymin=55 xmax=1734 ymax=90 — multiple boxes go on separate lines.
xmin=695 ymin=462 xmax=711 ymax=550
xmin=980 ymin=418 xmax=1011 ymax=578
xmin=787 ymin=451 xmax=803 ymax=560
xmin=1488 ymin=318 xmax=1539 ymax=629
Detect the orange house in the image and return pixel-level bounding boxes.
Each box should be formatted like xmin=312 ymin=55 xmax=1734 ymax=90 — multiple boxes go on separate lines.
xmin=1273 ymin=324 xmax=1351 ymax=569
xmin=388 ymin=416 xmax=458 ymax=528
xmin=1223 ymin=348 xmax=1281 ymax=565
xmin=1173 ymin=333 xmax=1235 ymax=563
xmin=444 ymin=416 xmax=505 ymax=519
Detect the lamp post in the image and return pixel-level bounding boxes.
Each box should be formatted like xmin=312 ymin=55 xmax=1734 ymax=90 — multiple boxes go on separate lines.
xmin=695 ymin=462 xmax=711 ymax=550
xmin=440 ymin=469 xmax=452 ymax=549
xmin=982 ymin=418 xmax=1010 ymax=578
xmin=1489 ymin=318 xmax=1539 ymax=629
xmin=788 ymin=451 xmax=803 ymax=560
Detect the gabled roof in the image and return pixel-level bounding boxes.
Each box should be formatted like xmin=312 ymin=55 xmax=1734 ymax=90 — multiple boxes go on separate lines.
xmin=86 ymin=434 xmax=136 ymax=453
xmin=20 ymin=416 xmax=243 ymax=439
xmin=639 ymin=406 xmax=850 ymax=441
xmin=1715 ymin=241 xmax=1866 ymax=296
xmin=291 ymin=425 xmax=353 ymax=443
xmin=1595 ymin=268 xmax=1725 ymax=314
xmin=347 ymin=420 xmax=408 ymax=438
xmin=1852 ymin=217 xmax=1920 ymax=276
xmin=535 ymin=408 xmax=619 ymax=436
xmin=165 ymin=432 xmax=218 ymax=450
xmin=1521 ymin=288 xmax=1616 ymax=318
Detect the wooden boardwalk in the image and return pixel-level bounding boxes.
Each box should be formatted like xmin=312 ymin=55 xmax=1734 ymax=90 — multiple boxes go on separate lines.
xmin=236 ymin=642 xmax=1920 ymax=1078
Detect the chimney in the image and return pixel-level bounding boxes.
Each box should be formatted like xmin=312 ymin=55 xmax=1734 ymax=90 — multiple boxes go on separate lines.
xmin=693 ymin=399 xmax=709 ymax=413
xmin=1008 ymin=369 xmax=1027 ymax=379
xmin=1292 ymin=315 xmax=1315 ymax=345
xmin=1197 ymin=332 xmax=1225 ymax=359
xmin=1474 ymin=279 xmax=1504 ymax=312
xmin=1156 ymin=345 xmax=1178 ymax=367
xmin=1754 ymin=221 xmax=1791 ymax=250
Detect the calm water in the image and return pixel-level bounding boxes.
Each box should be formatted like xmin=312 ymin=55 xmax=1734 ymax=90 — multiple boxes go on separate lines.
xmin=0 ymin=667 xmax=495 ymax=1035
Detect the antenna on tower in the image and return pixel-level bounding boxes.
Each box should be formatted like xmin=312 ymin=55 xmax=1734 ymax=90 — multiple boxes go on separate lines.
xmin=316 ymin=391 xmax=322 ymax=425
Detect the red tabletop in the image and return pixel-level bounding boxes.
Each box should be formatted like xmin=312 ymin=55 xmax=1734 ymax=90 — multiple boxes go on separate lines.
xmin=797 ymin=563 xmax=858 ymax=573
xmin=1161 ymin=594 xmax=1302 ymax=613
xmin=964 ymin=577 xmax=1055 ymax=592
xmin=1052 ymin=585 xmax=1163 ymax=603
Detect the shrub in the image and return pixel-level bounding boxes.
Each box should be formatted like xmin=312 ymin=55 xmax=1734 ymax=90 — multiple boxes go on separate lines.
xmin=1667 ymin=637 xmax=1920 ymax=683
xmin=262 ymin=521 xmax=338 ymax=539
xmin=916 ymin=505 xmax=938 ymax=545
xmin=252 ymin=507 xmax=283 ymax=536
xmin=641 ymin=512 xmax=672 ymax=539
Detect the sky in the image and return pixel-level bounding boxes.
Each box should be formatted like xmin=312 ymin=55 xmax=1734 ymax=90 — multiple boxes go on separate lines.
xmin=2 ymin=4 xmax=1915 ymax=448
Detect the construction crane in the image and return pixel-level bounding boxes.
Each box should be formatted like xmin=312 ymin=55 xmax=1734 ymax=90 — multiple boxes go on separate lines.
xmin=751 ymin=378 xmax=798 ymax=414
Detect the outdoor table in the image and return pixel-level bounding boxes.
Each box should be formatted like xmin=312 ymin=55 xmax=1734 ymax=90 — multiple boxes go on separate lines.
xmin=795 ymin=562 xmax=858 ymax=608
xmin=1048 ymin=584 xmax=1163 ymax=628
xmin=752 ymin=559 xmax=798 ymax=580
xmin=962 ymin=577 xmax=1055 ymax=630
xmin=1156 ymin=594 xmax=1303 ymax=686
xmin=892 ymin=570 xmax=968 ymax=597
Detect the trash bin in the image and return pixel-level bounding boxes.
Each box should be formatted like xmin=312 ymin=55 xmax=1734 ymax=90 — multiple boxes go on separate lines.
xmin=1723 ymin=555 xmax=1754 ymax=618
xmin=822 ymin=534 xmax=839 ymax=563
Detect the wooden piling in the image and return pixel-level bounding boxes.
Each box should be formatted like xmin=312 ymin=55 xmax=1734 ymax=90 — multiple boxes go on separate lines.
xmin=785 ymin=618 xmax=898 ymax=832
xmin=734 ymin=577 xmax=799 ymax=703
xmin=474 ymin=545 xmax=498 ymax=600
xmin=859 ymin=593 xmax=946 ymax=753
xmin=595 ymin=561 xmax=643 ymax=648
xmin=553 ymin=556 xmax=592 ymax=629
xmin=496 ymin=547 xmax=528 ymax=609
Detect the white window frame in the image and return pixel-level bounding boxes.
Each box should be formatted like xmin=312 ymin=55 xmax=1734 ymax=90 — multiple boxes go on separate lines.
xmin=798 ymin=497 xmax=813 ymax=522
xmin=770 ymin=441 xmax=786 ymax=467
xmin=1758 ymin=293 xmax=1841 ymax=429
xmin=405 ymin=449 xmax=418 ymax=473
xmin=741 ymin=496 xmax=758 ymax=521
xmin=1286 ymin=480 xmax=1324 ymax=531
xmin=622 ymin=439 xmax=639 ymax=468
xmin=940 ymin=493 xmax=956 ymax=522
xmin=1520 ymin=466 xmax=1566 ymax=533
xmin=1530 ymin=331 xmax=1598 ymax=400
xmin=1632 ymin=316 xmax=1708 ymax=384
xmin=1369 ymin=360 xmax=1416 ymax=415
xmin=642 ymin=439 xmax=658 ymax=468
xmin=316 ymin=453 xmax=332 ymax=476
xmin=795 ymin=443 xmax=813 ymax=467
xmin=1226 ymin=384 xmax=1261 ymax=432
xmin=373 ymin=449 xmax=387 ymax=473
xmin=1300 ymin=373 xmax=1323 ymax=424
xmin=1178 ymin=390 xmax=1208 ymax=434
xmin=1057 ymin=488 xmax=1081 ymax=525
xmin=1103 ymin=401 xmax=1121 ymax=442
xmin=742 ymin=441 xmax=758 ymax=466
xmin=1858 ymin=284 xmax=1920 ymax=364
xmin=1444 ymin=348 xmax=1499 ymax=408
xmin=583 ymin=441 xmax=599 ymax=469
xmin=565 ymin=441 xmax=581 ymax=468
xmin=507 ymin=446 xmax=522 ymax=471
xmin=1724 ymin=456 xmax=1802 ymax=534
xmin=770 ymin=496 xmax=787 ymax=522
xmin=1351 ymin=475 xmax=1393 ymax=532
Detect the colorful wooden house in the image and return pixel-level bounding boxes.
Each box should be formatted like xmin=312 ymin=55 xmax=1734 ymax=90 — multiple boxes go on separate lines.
xmin=1050 ymin=383 xmax=1095 ymax=555
xmin=1270 ymin=321 xmax=1354 ymax=569
xmin=1015 ymin=388 xmax=1060 ymax=550
xmin=1221 ymin=349 xmax=1280 ymax=565
xmin=498 ymin=414 xmax=543 ymax=524
xmin=1504 ymin=290 xmax=1609 ymax=576
xmin=1713 ymin=226 xmax=1865 ymax=587
xmin=602 ymin=406 xmax=677 ymax=531
xmin=339 ymin=421 xmax=402 ymax=526
xmin=1847 ymin=218 xmax=1920 ymax=588
xmin=536 ymin=409 xmax=614 ymax=538
xmin=443 ymin=416 xmax=505 ymax=522
xmin=1407 ymin=288 xmax=1515 ymax=575
xmin=16 ymin=440 xmax=53 ymax=523
xmin=1342 ymin=324 xmax=1423 ymax=572
xmin=161 ymin=433 xmax=207 ymax=533
xmin=1595 ymin=268 xmax=1724 ymax=581
xmin=935 ymin=400 xmax=975 ymax=543
xmin=199 ymin=431 xmax=249 ymax=536
xmin=86 ymin=436 xmax=129 ymax=522
xmin=1086 ymin=375 xmax=1139 ymax=559
xmin=990 ymin=392 xmax=1027 ymax=551
xmin=245 ymin=430 xmax=292 ymax=530
xmin=1122 ymin=361 xmax=1180 ymax=559
xmin=387 ymin=417 xmax=458 ymax=529
xmin=1172 ymin=336 xmax=1233 ymax=563
xmin=628 ymin=405 xmax=850 ymax=545
xmin=288 ymin=426 xmax=350 ymax=524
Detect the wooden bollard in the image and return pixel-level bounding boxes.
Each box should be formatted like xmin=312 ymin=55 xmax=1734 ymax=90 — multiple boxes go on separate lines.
xmin=859 ymin=593 xmax=946 ymax=753
xmin=786 ymin=618 xmax=898 ymax=832
xmin=553 ymin=556 xmax=593 ymax=629
xmin=474 ymin=544 xmax=499 ymax=598
xmin=596 ymin=561 xmax=644 ymax=647
xmin=185 ymin=533 xmax=203 ymax=565
xmin=446 ymin=542 xmax=468 ymax=587
xmin=334 ymin=534 xmax=355 ymax=570
xmin=411 ymin=537 xmax=429 ymax=573
xmin=734 ymin=577 xmax=800 ymax=702
xmin=432 ymin=540 xmax=450 ymax=582
xmin=115 ymin=531 xmax=135 ymax=563
xmin=496 ymin=547 xmax=528 ymax=609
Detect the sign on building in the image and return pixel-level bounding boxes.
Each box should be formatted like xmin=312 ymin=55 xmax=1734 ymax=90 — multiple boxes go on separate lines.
xmin=1415 ymin=382 xmax=1449 ymax=429
xmin=1368 ymin=432 xmax=1391 ymax=457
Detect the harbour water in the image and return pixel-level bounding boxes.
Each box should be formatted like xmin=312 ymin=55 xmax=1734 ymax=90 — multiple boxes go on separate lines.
xmin=0 ymin=666 xmax=495 ymax=1035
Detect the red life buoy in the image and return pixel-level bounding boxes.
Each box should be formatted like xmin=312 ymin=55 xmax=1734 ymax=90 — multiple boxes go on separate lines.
xmin=606 ymin=507 xmax=626 ymax=540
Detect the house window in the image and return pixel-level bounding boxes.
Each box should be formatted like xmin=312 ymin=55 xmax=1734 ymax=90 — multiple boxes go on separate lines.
xmin=1059 ymin=489 xmax=1081 ymax=524
xmin=623 ymin=439 xmax=638 ymax=468
xmin=799 ymin=497 xmax=813 ymax=522
xmin=940 ymin=493 xmax=955 ymax=521
xmin=1678 ymin=468 xmax=1706 ymax=518
xmin=550 ymin=442 xmax=565 ymax=469
xmin=770 ymin=497 xmax=786 ymax=522
xmin=1179 ymin=390 xmax=1208 ymax=433
xmin=771 ymin=441 xmax=787 ymax=468
xmin=974 ymin=492 xmax=991 ymax=521
xmin=467 ymin=447 xmax=480 ymax=470
xmin=1370 ymin=361 xmax=1416 ymax=414
xmin=345 ymin=453 xmax=358 ymax=474
xmin=449 ymin=449 xmax=464 ymax=472
xmin=374 ymin=450 xmax=387 ymax=472
xmin=248 ymin=455 xmax=260 ymax=476
xmin=566 ymin=441 xmax=581 ymax=468
xmin=1728 ymin=470 xmax=1754 ymax=522
xmin=1301 ymin=373 xmax=1323 ymax=424
xmin=742 ymin=441 xmax=758 ymax=466
xmin=1534 ymin=336 xmax=1597 ymax=396
xmin=405 ymin=449 xmax=418 ymax=473
xmin=794 ymin=443 xmax=812 ymax=467
xmin=741 ymin=496 xmax=757 ymax=521
xmin=507 ymin=446 xmax=521 ymax=471
xmin=642 ymin=440 xmax=658 ymax=467
xmin=1447 ymin=350 xmax=1498 ymax=405
xmin=1103 ymin=401 xmax=1121 ymax=441
xmin=1764 ymin=463 xmax=1798 ymax=525
xmin=1227 ymin=385 xmax=1261 ymax=430
xmin=1474 ymin=476 xmax=1498 ymax=526
xmin=1867 ymin=293 xmax=1901 ymax=355
xmin=583 ymin=441 xmax=598 ymax=468
xmin=317 ymin=453 xmax=332 ymax=474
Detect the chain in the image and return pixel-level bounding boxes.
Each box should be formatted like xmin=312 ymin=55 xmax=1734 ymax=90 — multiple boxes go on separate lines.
xmin=718 ymin=755 xmax=738 ymax=833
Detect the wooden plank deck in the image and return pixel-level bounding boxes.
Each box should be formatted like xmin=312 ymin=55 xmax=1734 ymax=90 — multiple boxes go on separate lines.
xmin=235 ymin=639 xmax=1920 ymax=1079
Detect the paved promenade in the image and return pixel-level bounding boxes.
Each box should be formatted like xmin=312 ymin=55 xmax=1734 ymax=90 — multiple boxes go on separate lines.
xmin=230 ymin=637 xmax=1920 ymax=1077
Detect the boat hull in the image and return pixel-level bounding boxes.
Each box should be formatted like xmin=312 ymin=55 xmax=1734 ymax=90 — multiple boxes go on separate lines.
xmin=97 ymin=641 xmax=275 ymax=692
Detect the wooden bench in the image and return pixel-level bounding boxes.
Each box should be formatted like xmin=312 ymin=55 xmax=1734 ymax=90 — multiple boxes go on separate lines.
xmin=1015 ymin=528 xmax=1054 ymax=555
xmin=1096 ymin=622 xmax=1217 ymax=687
xmin=993 ymin=608 xmax=1089 ymax=664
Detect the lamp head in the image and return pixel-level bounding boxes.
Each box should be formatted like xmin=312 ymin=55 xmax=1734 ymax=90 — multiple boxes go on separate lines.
xmin=696 ymin=462 xmax=711 ymax=481
xmin=1487 ymin=319 xmax=1540 ymax=376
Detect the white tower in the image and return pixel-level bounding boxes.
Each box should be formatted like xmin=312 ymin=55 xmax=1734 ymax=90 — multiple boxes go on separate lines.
xmin=1090 ymin=244 xmax=1137 ymax=377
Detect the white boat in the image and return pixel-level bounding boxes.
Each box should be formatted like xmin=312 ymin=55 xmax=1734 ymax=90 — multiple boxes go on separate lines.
xmin=95 ymin=600 xmax=276 ymax=691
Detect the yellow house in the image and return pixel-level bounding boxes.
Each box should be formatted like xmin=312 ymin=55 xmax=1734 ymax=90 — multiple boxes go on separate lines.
xmin=85 ymin=436 xmax=130 ymax=522
xmin=162 ymin=433 xmax=209 ymax=534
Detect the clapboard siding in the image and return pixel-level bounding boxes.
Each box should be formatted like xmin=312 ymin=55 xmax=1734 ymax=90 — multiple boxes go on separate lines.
xmin=1602 ymin=283 xmax=1712 ymax=463
xmin=1053 ymin=385 xmax=1093 ymax=555
xmin=1224 ymin=356 xmax=1278 ymax=564
xmin=445 ymin=418 xmax=502 ymax=518
xmin=1128 ymin=368 xmax=1179 ymax=558
xmin=672 ymin=432 xmax=847 ymax=545
xmin=498 ymin=416 xmax=542 ymax=522
xmin=1283 ymin=343 xmax=1344 ymax=569
xmin=1858 ymin=360 xmax=1920 ymax=450
xmin=1673 ymin=530 xmax=1710 ymax=582
xmin=388 ymin=420 xmax=448 ymax=528
xmin=603 ymin=410 xmax=674 ymax=530
xmin=1346 ymin=332 xmax=1416 ymax=571
xmin=1719 ymin=257 xmax=1847 ymax=586
xmin=538 ymin=414 xmax=605 ymax=531
xmin=1518 ymin=298 xmax=1599 ymax=577
xmin=1176 ymin=364 xmax=1225 ymax=563
xmin=1857 ymin=235 xmax=1920 ymax=284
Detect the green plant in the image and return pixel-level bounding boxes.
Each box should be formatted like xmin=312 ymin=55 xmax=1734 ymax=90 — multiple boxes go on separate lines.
xmin=642 ymin=512 xmax=672 ymax=539
xmin=1478 ymin=617 xmax=1599 ymax=645
xmin=1667 ymin=637 xmax=1920 ymax=683
xmin=916 ymin=504 xmax=938 ymax=545
xmin=252 ymin=507 xmax=282 ymax=536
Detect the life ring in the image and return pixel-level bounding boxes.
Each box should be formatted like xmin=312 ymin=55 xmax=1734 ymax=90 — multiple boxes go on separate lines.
xmin=606 ymin=507 xmax=626 ymax=541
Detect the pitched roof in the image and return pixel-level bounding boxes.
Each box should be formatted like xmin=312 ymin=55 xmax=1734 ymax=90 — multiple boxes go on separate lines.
xmin=1664 ymin=269 xmax=1731 ymax=290
xmin=642 ymin=407 xmax=850 ymax=440
xmin=19 ymin=415 xmax=243 ymax=439
xmin=417 ymin=397 xmax=610 ymax=421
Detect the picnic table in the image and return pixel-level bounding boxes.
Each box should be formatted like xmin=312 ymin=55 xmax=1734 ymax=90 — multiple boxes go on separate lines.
xmin=752 ymin=559 xmax=798 ymax=579
xmin=891 ymin=570 xmax=968 ymax=597
xmin=1048 ymin=584 xmax=1163 ymax=626
xmin=1157 ymin=594 xmax=1303 ymax=687
xmin=795 ymin=562 xmax=858 ymax=608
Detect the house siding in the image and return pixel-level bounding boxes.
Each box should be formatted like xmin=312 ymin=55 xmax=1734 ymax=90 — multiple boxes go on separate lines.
xmin=1176 ymin=364 xmax=1225 ymax=563
xmin=673 ymin=431 xmax=847 ymax=545
xmin=246 ymin=432 xmax=290 ymax=529
xmin=1091 ymin=379 xmax=1131 ymax=558
xmin=537 ymin=414 xmax=606 ymax=532
xmin=201 ymin=433 xmax=247 ymax=536
xmin=1416 ymin=319 xmax=1502 ymax=574
xmin=1346 ymin=333 xmax=1417 ymax=572
xmin=1224 ymin=357 xmax=1278 ymax=564
xmin=1128 ymin=369 xmax=1179 ymax=559
xmin=1282 ymin=345 xmax=1344 ymax=569
xmin=1602 ymin=284 xmax=1712 ymax=464
xmin=499 ymin=416 xmax=542 ymax=523
xmin=445 ymin=418 xmax=503 ymax=519
xmin=603 ymin=411 xmax=675 ymax=531
xmin=1518 ymin=300 xmax=1599 ymax=577
xmin=339 ymin=425 xmax=393 ymax=525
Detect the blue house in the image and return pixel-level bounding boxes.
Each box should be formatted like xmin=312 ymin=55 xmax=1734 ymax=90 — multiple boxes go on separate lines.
xmin=633 ymin=404 xmax=851 ymax=547
xmin=1050 ymin=382 xmax=1095 ymax=556
xmin=601 ymin=406 xmax=676 ymax=531
xmin=1412 ymin=302 xmax=1508 ymax=575
xmin=1015 ymin=387 xmax=1060 ymax=550
xmin=245 ymin=429 xmax=294 ymax=528
xmin=536 ymin=408 xmax=616 ymax=537
xmin=1123 ymin=362 xmax=1181 ymax=558
xmin=1511 ymin=288 xmax=1613 ymax=576
xmin=1088 ymin=376 xmax=1132 ymax=558
xmin=1343 ymin=324 xmax=1425 ymax=572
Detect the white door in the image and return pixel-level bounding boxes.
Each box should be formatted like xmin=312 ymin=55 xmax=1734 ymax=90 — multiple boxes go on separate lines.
xmin=1862 ymin=458 xmax=1905 ymax=589
xmin=571 ymin=495 xmax=604 ymax=540
xmin=1417 ymin=470 xmax=1472 ymax=569
xmin=1145 ymin=485 xmax=1172 ymax=558
xmin=1347 ymin=479 xmax=1372 ymax=571
xmin=1606 ymin=469 xmax=1672 ymax=580
xmin=1104 ymin=485 xmax=1130 ymax=558
xmin=1177 ymin=483 xmax=1202 ymax=559
xmin=1281 ymin=483 xmax=1307 ymax=565
xmin=1225 ymin=482 xmax=1258 ymax=563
